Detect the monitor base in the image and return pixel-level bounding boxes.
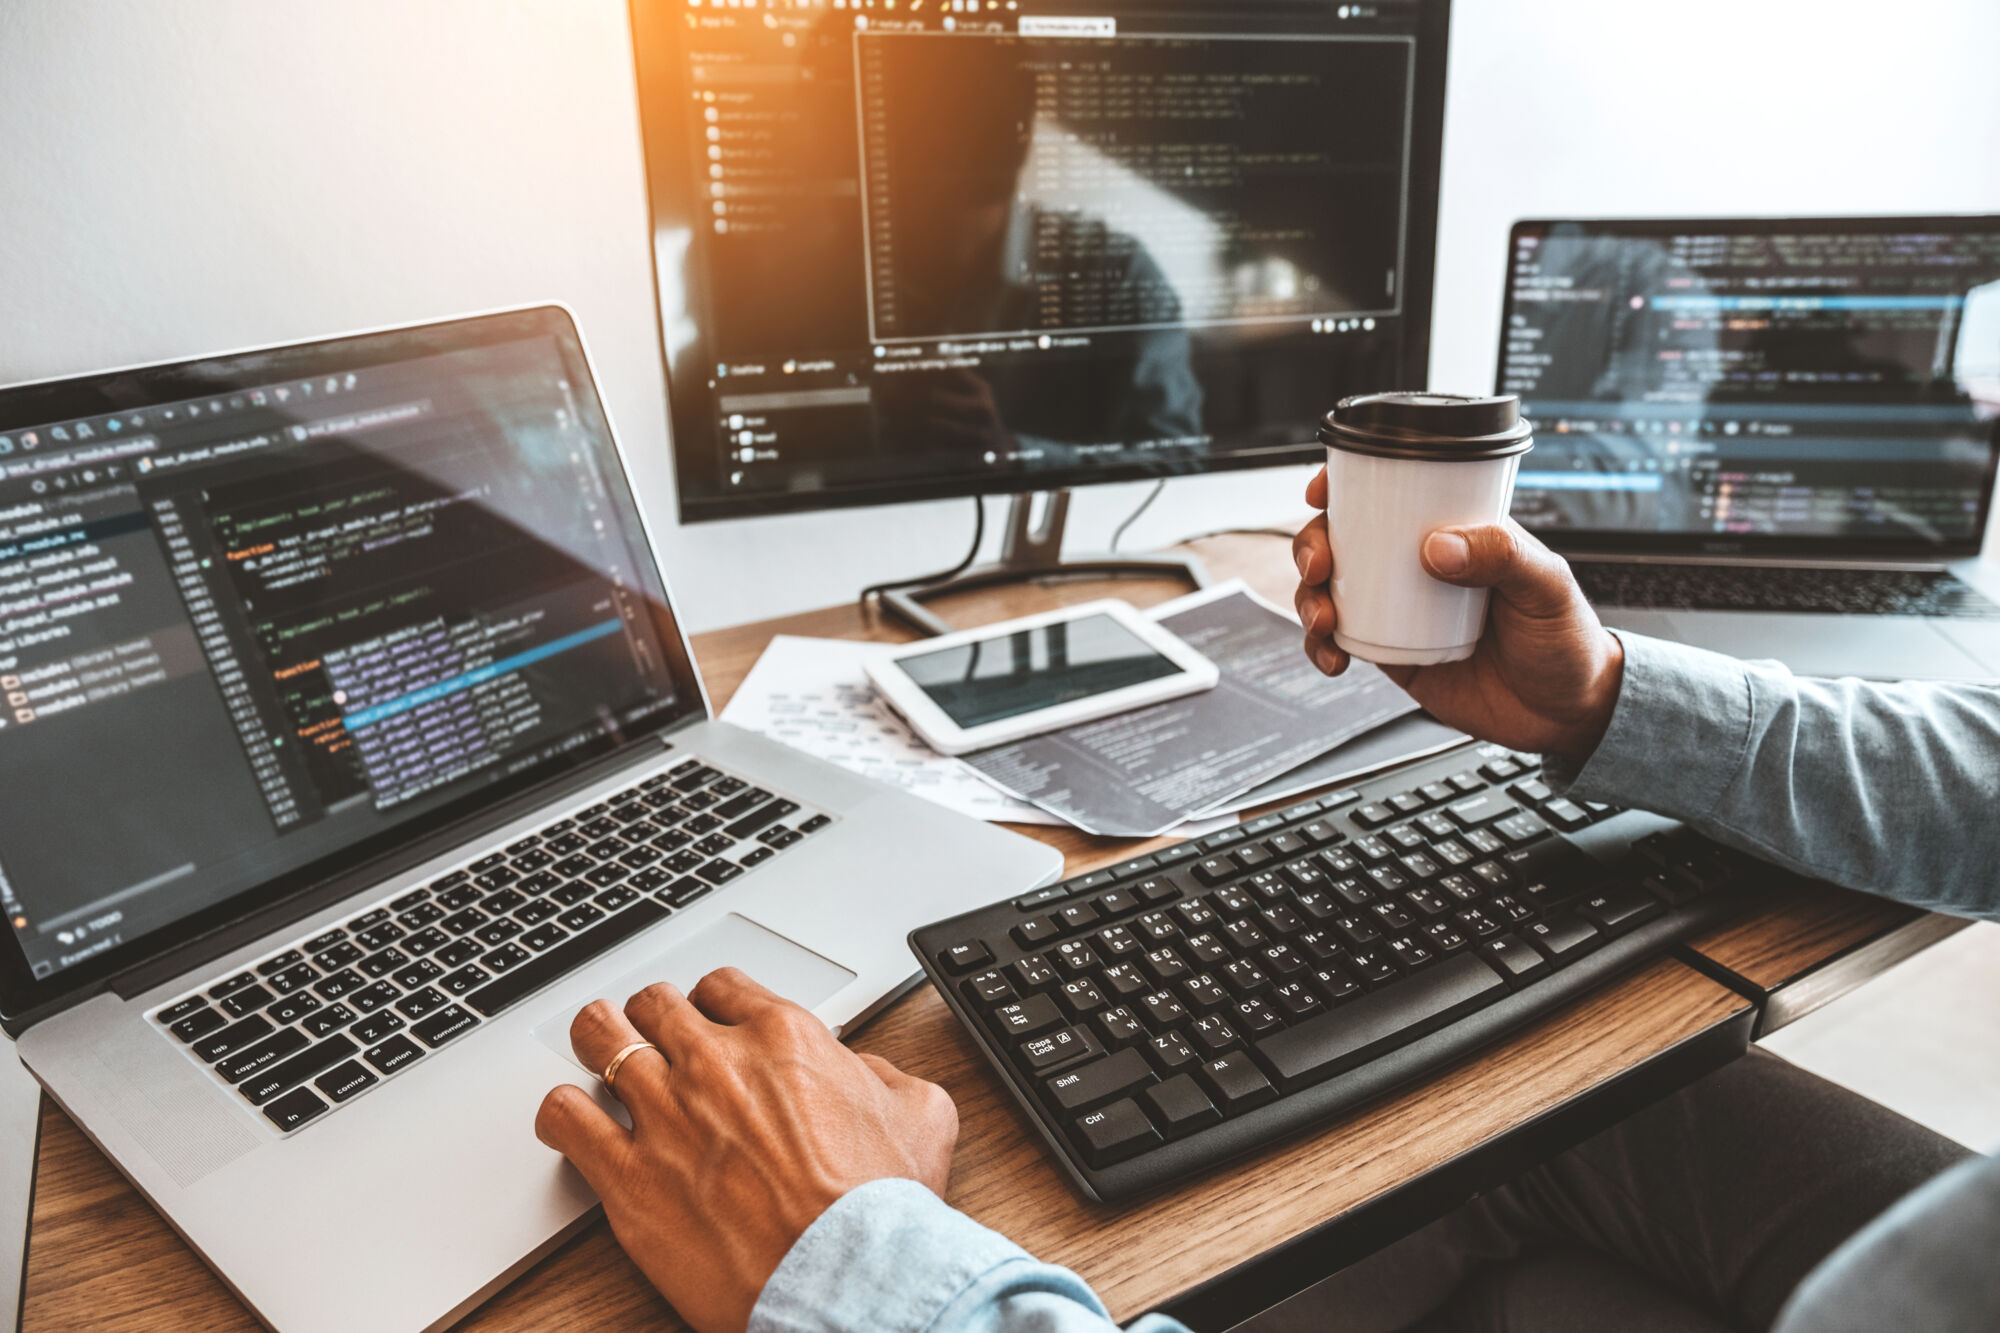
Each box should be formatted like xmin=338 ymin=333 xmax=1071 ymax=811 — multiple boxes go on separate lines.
xmin=879 ymin=490 xmax=1210 ymax=637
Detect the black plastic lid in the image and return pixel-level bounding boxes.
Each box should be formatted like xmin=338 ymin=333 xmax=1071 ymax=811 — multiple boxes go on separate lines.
xmin=1319 ymin=392 xmax=1534 ymax=461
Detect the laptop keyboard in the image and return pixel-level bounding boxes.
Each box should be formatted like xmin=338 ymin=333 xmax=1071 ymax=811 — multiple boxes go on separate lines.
xmin=152 ymin=753 xmax=835 ymax=1134
xmin=911 ymin=743 xmax=1777 ymax=1201
xmin=1571 ymin=561 xmax=2000 ymax=618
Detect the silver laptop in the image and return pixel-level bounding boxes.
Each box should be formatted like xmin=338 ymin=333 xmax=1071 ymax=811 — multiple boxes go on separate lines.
xmin=1499 ymin=215 xmax=2000 ymax=681
xmin=0 ymin=307 xmax=1061 ymax=1331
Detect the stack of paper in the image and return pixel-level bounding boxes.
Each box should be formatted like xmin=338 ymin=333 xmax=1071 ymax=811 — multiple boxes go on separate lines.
xmin=718 ymin=634 xmax=1065 ymax=826
xmin=718 ymin=582 xmax=1468 ymax=840
xmin=959 ymin=583 xmax=1456 ymax=835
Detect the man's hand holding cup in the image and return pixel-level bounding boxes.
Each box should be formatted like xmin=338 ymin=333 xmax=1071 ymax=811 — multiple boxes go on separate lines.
xmin=1293 ymin=393 xmax=1625 ymax=766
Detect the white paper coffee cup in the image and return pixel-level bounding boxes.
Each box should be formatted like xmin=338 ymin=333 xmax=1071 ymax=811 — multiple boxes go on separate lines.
xmin=1319 ymin=393 xmax=1534 ymax=665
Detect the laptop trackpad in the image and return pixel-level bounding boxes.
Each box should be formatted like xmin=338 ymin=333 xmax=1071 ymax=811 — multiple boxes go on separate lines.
xmin=531 ymin=914 xmax=856 ymax=1074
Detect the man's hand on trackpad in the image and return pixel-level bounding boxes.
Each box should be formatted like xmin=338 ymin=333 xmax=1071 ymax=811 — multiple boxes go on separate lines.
xmin=534 ymin=967 xmax=959 ymax=1333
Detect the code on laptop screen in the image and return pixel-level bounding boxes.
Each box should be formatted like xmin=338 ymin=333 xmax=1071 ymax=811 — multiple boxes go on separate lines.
xmin=1501 ymin=220 xmax=2000 ymax=547
xmin=0 ymin=324 xmax=681 ymax=982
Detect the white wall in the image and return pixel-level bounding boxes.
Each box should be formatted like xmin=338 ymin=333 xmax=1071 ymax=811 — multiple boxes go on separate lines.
xmin=3 ymin=0 xmax=1998 ymax=632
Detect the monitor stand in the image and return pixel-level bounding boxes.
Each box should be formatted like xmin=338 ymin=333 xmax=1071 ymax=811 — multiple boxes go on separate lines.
xmin=879 ymin=490 xmax=1209 ymax=637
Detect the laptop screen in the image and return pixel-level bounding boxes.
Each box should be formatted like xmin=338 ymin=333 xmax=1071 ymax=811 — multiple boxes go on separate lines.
xmin=1497 ymin=217 xmax=2000 ymax=555
xmin=0 ymin=308 xmax=699 ymax=1012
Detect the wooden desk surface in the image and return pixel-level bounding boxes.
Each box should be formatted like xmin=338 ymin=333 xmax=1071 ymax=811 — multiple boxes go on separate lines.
xmin=1681 ymin=885 xmax=1968 ymax=1036
xmin=16 ymin=533 xmax=1920 ymax=1330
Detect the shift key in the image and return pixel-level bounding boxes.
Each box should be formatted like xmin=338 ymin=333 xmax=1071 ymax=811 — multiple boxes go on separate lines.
xmin=1044 ymin=1047 xmax=1155 ymax=1112
xmin=237 ymin=1034 xmax=359 ymax=1105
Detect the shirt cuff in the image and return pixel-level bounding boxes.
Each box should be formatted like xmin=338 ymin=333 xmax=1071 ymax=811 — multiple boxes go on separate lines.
xmin=749 ymin=1178 xmax=1030 ymax=1333
xmin=1542 ymin=631 xmax=1760 ymax=825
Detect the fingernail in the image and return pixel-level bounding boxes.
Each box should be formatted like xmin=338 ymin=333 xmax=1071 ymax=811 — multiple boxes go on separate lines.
xmin=1313 ymin=645 xmax=1343 ymax=674
xmin=1294 ymin=546 xmax=1310 ymax=578
xmin=1425 ymin=532 xmax=1470 ymax=574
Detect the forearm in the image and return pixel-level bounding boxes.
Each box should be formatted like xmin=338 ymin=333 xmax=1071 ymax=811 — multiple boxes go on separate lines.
xmin=751 ymin=1179 xmax=1189 ymax=1333
xmin=1546 ymin=633 xmax=2000 ymax=920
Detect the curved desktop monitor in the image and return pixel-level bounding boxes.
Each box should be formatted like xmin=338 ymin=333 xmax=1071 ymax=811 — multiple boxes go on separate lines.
xmin=632 ymin=0 xmax=1451 ymax=522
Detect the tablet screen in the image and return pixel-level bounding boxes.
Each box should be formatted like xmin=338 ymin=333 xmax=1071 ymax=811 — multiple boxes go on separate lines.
xmin=896 ymin=613 xmax=1183 ymax=729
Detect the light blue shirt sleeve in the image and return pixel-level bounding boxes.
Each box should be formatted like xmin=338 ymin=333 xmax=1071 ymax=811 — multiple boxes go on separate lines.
xmin=750 ymin=1177 xmax=1188 ymax=1333
xmin=1548 ymin=631 xmax=2000 ymax=921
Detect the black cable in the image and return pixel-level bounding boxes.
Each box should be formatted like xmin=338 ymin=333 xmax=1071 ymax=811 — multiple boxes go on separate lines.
xmin=858 ymin=495 xmax=987 ymax=605
xmin=1109 ymin=478 xmax=1167 ymax=554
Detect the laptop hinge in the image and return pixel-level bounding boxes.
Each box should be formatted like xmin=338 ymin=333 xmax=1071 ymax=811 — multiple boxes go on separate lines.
xmin=99 ymin=736 xmax=684 ymax=1007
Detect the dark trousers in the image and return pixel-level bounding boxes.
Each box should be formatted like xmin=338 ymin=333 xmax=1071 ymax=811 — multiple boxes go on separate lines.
xmin=1245 ymin=1050 xmax=1970 ymax=1333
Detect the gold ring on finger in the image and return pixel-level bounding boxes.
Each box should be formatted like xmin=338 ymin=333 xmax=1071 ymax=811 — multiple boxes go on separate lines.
xmin=601 ymin=1040 xmax=658 ymax=1093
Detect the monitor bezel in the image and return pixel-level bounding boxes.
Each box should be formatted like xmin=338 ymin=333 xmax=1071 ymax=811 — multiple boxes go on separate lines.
xmin=1498 ymin=214 xmax=2000 ymax=561
xmin=0 ymin=305 xmax=709 ymax=1026
xmin=631 ymin=0 xmax=1455 ymax=523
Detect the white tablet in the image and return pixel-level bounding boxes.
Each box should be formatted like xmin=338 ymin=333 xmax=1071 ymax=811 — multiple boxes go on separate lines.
xmin=865 ymin=599 xmax=1220 ymax=756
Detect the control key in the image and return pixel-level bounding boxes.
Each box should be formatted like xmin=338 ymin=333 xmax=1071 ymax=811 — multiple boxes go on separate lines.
xmin=1073 ymin=1097 xmax=1160 ymax=1167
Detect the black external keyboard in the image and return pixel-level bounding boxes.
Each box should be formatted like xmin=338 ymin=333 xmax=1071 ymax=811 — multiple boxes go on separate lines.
xmin=1570 ymin=561 xmax=2000 ymax=618
xmin=910 ymin=740 xmax=1782 ymax=1202
xmin=153 ymin=753 xmax=835 ymax=1134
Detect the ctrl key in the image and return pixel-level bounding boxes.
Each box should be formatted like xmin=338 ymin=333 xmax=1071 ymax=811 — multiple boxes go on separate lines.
xmin=262 ymin=1086 xmax=328 ymax=1133
xmin=1073 ymin=1098 xmax=1161 ymax=1168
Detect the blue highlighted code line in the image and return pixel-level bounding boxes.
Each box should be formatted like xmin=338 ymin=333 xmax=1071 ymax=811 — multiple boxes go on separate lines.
xmin=1516 ymin=471 xmax=1665 ymax=492
xmin=1650 ymin=295 xmax=1964 ymax=312
xmin=343 ymin=618 xmax=623 ymax=732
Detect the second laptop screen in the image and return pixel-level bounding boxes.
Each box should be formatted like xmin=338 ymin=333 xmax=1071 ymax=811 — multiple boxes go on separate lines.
xmin=1503 ymin=221 xmax=2000 ymax=546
